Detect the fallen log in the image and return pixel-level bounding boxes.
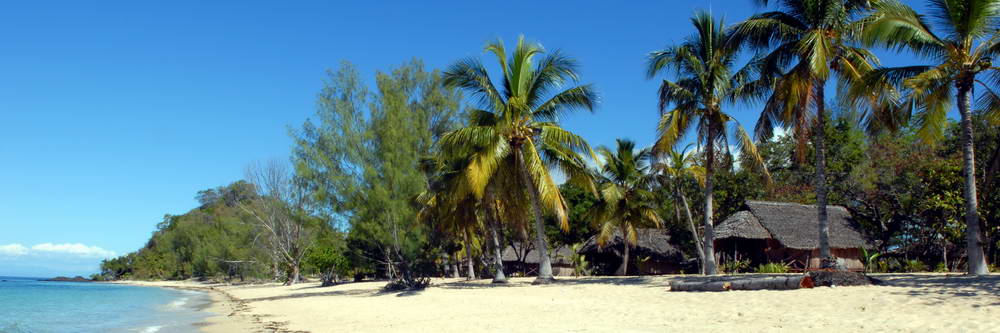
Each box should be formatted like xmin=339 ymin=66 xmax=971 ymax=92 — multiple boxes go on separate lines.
xmin=669 ymin=275 xmax=813 ymax=292
xmin=729 ymin=275 xmax=813 ymax=290
xmin=669 ymin=281 xmax=732 ymax=291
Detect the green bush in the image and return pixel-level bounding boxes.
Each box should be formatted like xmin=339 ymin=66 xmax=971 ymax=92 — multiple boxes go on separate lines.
xmin=721 ymin=257 xmax=751 ymax=274
xmin=306 ymin=246 xmax=350 ymax=286
xmin=873 ymin=259 xmax=892 ymax=273
xmin=933 ymin=263 xmax=948 ymax=272
xmin=753 ymin=262 xmax=791 ymax=273
xmin=569 ymin=243 xmax=592 ymax=276
xmin=903 ymin=260 xmax=929 ymax=272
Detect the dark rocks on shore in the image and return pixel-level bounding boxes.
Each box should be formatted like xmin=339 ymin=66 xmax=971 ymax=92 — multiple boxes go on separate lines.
xmin=807 ymin=271 xmax=880 ymax=287
xmin=43 ymin=276 xmax=94 ymax=282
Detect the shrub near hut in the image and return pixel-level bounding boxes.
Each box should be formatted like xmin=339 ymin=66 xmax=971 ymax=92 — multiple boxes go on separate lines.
xmin=754 ymin=262 xmax=791 ymax=274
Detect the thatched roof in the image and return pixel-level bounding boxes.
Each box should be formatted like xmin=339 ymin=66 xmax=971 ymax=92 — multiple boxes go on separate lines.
xmin=715 ymin=201 xmax=869 ymax=250
xmin=501 ymin=243 xmax=574 ymax=265
xmin=578 ymin=228 xmax=684 ymax=261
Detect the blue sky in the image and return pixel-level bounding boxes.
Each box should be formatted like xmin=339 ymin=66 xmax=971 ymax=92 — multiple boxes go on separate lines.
xmin=0 ymin=1 xmax=931 ymax=277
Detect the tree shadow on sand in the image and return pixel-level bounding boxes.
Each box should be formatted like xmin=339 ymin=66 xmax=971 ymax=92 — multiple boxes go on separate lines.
xmin=434 ymin=276 xmax=671 ymax=290
xmin=241 ymin=286 xmax=428 ymax=302
xmin=874 ymin=274 xmax=1000 ymax=307
xmin=241 ymin=288 xmax=377 ymax=302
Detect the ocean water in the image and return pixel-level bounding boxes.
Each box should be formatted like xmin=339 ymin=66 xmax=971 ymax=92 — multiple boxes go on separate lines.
xmin=0 ymin=277 xmax=212 ymax=333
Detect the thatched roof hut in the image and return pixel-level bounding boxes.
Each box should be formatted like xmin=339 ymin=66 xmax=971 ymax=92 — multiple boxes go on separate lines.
xmin=714 ymin=201 xmax=870 ymax=270
xmin=578 ymin=228 xmax=687 ymax=275
xmin=716 ymin=201 xmax=868 ymax=249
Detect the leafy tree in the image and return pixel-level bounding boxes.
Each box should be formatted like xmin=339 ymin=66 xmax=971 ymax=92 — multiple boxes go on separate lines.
xmin=305 ymin=230 xmax=350 ymax=287
xmin=588 ymin=139 xmax=663 ymax=275
xmin=440 ymin=36 xmax=597 ymax=284
xmin=546 ymin=183 xmax=599 ymax=250
xmin=292 ymin=60 xmax=463 ymax=288
xmin=647 ymin=11 xmax=769 ymax=275
xmin=756 ymin=110 xmax=867 ymax=204
xmin=853 ymin=0 xmax=998 ymax=275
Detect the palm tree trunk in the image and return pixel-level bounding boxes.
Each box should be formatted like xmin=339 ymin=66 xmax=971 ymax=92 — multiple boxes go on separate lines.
xmin=490 ymin=222 xmax=508 ymax=283
xmin=957 ymin=82 xmax=989 ymax=275
xmin=815 ymin=79 xmax=832 ymax=268
xmin=680 ymin=191 xmax=704 ymax=274
xmin=485 ymin=188 xmax=508 ymax=283
xmin=703 ymin=125 xmax=719 ymax=275
xmin=617 ymin=242 xmax=631 ymax=276
xmin=450 ymin=253 xmax=460 ymax=278
xmin=516 ymin=147 xmax=555 ymax=283
xmin=464 ymin=230 xmax=477 ymax=280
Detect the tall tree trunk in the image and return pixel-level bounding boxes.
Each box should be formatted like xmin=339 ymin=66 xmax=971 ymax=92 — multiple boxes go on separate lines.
xmin=617 ymin=240 xmax=631 ymax=276
xmin=516 ymin=147 xmax=555 ymax=284
xmin=286 ymin=264 xmax=301 ymax=286
xmin=814 ymin=79 xmax=833 ymax=268
xmin=942 ymin=237 xmax=949 ymax=272
xmin=450 ymin=253 xmax=461 ymax=279
xmin=680 ymin=191 xmax=704 ymax=274
xmin=957 ymin=81 xmax=989 ymax=275
xmin=384 ymin=247 xmax=396 ymax=280
xmin=464 ymin=230 xmax=477 ymax=280
xmin=485 ymin=188 xmax=508 ymax=283
xmin=703 ymin=125 xmax=719 ymax=275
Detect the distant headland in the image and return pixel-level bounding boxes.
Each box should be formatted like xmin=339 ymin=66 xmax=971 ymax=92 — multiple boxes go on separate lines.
xmin=43 ymin=276 xmax=93 ymax=282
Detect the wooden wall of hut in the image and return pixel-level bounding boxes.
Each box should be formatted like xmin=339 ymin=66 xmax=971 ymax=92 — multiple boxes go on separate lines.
xmin=715 ymin=238 xmax=865 ymax=271
xmin=802 ymin=248 xmax=864 ymax=270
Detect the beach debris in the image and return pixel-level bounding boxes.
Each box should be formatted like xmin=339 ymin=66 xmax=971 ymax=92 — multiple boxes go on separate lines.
xmin=807 ymin=271 xmax=877 ymax=287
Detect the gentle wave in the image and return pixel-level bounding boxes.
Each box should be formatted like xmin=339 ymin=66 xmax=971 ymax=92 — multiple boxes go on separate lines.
xmin=166 ymin=297 xmax=189 ymax=310
xmin=139 ymin=325 xmax=163 ymax=333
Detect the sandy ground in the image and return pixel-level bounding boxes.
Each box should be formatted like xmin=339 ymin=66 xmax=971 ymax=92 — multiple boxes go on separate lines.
xmin=121 ymin=273 xmax=1000 ymax=333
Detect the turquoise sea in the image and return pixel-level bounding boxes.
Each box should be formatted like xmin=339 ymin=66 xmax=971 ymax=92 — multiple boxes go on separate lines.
xmin=0 ymin=277 xmax=211 ymax=333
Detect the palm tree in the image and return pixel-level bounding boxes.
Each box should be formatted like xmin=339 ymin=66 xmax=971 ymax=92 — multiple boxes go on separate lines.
xmin=441 ymin=36 xmax=597 ymax=284
xmin=416 ymin=158 xmax=482 ymax=280
xmin=652 ymin=145 xmax=706 ymax=273
xmin=853 ymin=0 xmax=998 ymax=275
xmin=731 ymin=0 xmax=877 ymax=268
xmin=647 ymin=11 xmax=769 ymax=275
xmin=588 ymin=139 xmax=664 ymax=276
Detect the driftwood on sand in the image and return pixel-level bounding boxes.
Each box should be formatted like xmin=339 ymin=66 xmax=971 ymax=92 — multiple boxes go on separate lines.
xmin=670 ymin=275 xmax=814 ymax=292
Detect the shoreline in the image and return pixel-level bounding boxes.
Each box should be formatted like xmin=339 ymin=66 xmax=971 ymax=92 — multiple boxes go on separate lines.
xmin=111 ymin=280 xmax=276 ymax=333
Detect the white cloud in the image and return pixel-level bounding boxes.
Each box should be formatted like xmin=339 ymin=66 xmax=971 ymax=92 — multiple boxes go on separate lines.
xmin=0 ymin=244 xmax=29 ymax=256
xmin=31 ymin=243 xmax=116 ymax=258
xmin=0 ymin=243 xmax=115 ymax=259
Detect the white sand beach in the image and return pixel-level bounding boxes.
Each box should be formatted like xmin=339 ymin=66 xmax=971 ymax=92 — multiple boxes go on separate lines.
xmin=120 ymin=273 xmax=1000 ymax=333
